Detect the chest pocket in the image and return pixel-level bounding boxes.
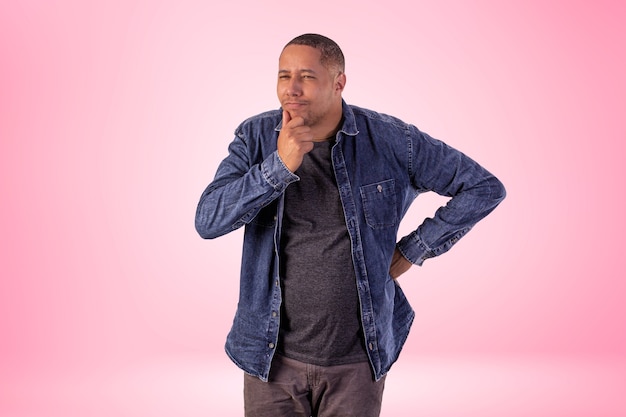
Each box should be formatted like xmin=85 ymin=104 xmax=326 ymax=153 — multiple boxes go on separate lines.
xmin=359 ymin=179 xmax=397 ymax=229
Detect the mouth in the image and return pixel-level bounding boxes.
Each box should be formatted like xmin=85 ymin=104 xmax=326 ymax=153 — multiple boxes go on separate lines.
xmin=284 ymin=101 xmax=308 ymax=109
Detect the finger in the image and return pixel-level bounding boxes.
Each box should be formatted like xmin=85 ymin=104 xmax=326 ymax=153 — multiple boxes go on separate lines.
xmin=283 ymin=110 xmax=306 ymax=128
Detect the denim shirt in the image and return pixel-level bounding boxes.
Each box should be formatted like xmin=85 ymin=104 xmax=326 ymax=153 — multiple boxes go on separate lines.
xmin=195 ymin=101 xmax=505 ymax=381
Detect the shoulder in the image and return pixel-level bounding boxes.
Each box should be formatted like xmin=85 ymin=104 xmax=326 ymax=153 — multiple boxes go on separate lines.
xmin=348 ymin=104 xmax=410 ymax=131
xmin=346 ymin=104 xmax=414 ymax=140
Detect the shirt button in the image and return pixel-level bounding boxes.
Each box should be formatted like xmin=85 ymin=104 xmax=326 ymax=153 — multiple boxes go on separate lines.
xmin=272 ymin=311 xmax=277 ymax=317
xmin=368 ymin=342 xmax=374 ymax=350
xmin=269 ymin=343 xmax=275 ymax=349
xmin=377 ymin=185 xmax=383 ymax=192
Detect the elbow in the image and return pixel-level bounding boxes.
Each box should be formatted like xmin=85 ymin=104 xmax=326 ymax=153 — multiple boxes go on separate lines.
xmin=195 ymin=191 xmax=223 ymax=239
xmin=497 ymin=178 xmax=507 ymax=202
xmin=493 ymin=177 xmax=506 ymax=203
xmin=195 ymin=223 xmax=213 ymax=240
xmin=486 ymin=177 xmax=506 ymax=212
xmin=195 ymin=205 xmax=219 ymax=239
xmin=195 ymin=218 xmax=213 ymax=239
xmin=195 ymin=192 xmax=241 ymax=239
xmin=475 ymin=175 xmax=506 ymax=210
xmin=195 ymin=214 xmax=227 ymax=240
xmin=195 ymin=207 xmax=235 ymax=240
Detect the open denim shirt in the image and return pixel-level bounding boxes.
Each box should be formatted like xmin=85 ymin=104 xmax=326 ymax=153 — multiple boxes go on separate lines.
xmin=195 ymin=101 xmax=506 ymax=381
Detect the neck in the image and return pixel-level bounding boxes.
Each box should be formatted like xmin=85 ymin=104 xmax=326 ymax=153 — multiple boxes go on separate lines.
xmin=312 ymin=103 xmax=343 ymax=142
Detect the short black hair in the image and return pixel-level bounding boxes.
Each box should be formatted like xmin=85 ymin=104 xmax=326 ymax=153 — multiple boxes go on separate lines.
xmin=284 ymin=33 xmax=345 ymax=73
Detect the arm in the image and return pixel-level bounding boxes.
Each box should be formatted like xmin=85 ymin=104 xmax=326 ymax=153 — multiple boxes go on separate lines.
xmin=195 ymin=111 xmax=315 ymax=239
xmin=396 ymin=127 xmax=506 ymax=267
xmin=195 ymin=132 xmax=298 ymax=239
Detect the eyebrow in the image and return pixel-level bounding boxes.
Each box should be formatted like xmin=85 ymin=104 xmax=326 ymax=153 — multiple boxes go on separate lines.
xmin=278 ymin=69 xmax=317 ymax=74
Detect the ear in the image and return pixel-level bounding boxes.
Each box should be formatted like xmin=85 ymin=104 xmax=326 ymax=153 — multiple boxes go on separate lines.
xmin=335 ymin=72 xmax=346 ymax=93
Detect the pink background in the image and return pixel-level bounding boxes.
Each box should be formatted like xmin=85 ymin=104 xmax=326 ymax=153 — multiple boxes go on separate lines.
xmin=1 ymin=1 xmax=625 ymax=416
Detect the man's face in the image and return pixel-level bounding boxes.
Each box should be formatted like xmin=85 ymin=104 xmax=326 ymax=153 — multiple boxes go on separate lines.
xmin=277 ymin=45 xmax=344 ymax=128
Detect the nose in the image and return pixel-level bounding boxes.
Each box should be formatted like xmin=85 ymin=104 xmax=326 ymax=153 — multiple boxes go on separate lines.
xmin=285 ymin=78 xmax=302 ymax=96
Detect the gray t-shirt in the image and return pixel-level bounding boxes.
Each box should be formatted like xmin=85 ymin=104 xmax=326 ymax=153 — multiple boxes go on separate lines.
xmin=278 ymin=140 xmax=368 ymax=366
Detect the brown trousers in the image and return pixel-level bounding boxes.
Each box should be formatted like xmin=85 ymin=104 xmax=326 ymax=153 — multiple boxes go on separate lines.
xmin=244 ymin=354 xmax=386 ymax=417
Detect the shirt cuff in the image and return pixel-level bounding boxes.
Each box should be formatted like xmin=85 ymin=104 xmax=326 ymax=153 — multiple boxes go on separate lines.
xmin=261 ymin=151 xmax=300 ymax=192
xmin=397 ymin=231 xmax=435 ymax=266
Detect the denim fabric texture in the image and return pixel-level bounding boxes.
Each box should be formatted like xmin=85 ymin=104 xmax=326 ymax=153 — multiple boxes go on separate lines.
xmin=195 ymin=101 xmax=506 ymax=382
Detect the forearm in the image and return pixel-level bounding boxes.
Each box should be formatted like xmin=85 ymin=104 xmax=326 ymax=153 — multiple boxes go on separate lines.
xmin=398 ymin=129 xmax=506 ymax=265
xmin=195 ymin=150 xmax=298 ymax=239
xmin=397 ymin=173 xmax=505 ymax=265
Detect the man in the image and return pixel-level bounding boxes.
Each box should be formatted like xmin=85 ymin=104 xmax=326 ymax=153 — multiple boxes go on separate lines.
xmin=195 ymin=33 xmax=505 ymax=417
